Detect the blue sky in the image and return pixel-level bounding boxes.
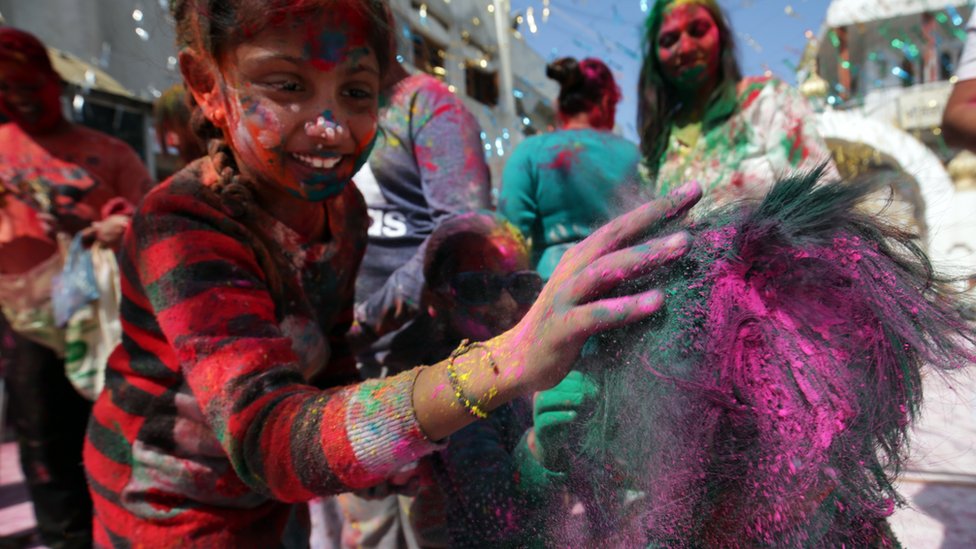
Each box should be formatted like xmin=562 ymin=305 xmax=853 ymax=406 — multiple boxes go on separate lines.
xmin=510 ymin=0 xmax=833 ymax=141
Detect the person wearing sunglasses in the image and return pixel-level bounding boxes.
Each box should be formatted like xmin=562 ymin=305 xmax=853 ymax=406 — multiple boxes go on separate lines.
xmin=337 ymin=211 xmax=564 ymax=547
xmin=430 ymin=269 xmax=542 ymax=344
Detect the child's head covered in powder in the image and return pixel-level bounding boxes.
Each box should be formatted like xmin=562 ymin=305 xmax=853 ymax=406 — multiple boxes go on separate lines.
xmin=560 ymin=169 xmax=975 ymax=547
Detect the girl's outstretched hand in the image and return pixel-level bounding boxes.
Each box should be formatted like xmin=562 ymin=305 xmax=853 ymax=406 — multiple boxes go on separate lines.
xmin=412 ymin=182 xmax=699 ymax=442
xmin=495 ymin=181 xmax=701 ymax=394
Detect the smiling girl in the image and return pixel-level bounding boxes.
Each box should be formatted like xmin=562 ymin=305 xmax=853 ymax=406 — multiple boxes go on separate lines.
xmin=82 ymin=1 xmax=701 ymax=546
xmin=638 ymin=0 xmax=838 ymax=209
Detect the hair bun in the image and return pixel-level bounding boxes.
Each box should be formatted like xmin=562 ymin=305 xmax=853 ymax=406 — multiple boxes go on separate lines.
xmin=546 ymin=57 xmax=583 ymax=88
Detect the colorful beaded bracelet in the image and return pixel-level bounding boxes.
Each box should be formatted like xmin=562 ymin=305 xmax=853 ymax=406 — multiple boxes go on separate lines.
xmin=446 ymin=339 xmax=499 ymax=419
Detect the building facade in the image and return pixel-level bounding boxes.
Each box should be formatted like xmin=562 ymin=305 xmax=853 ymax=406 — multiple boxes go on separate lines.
xmin=1 ymin=0 xmax=557 ymax=189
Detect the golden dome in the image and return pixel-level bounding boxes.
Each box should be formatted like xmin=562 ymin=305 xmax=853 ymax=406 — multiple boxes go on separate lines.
xmin=800 ymin=69 xmax=829 ymax=99
xmin=948 ymin=151 xmax=976 ymax=191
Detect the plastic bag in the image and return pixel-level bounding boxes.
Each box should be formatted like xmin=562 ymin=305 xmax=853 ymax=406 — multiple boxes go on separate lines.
xmin=0 ymin=248 xmax=65 ymax=354
xmin=51 ymin=233 xmax=99 ymax=328
xmin=63 ymin=244 xmax=121 ymax=400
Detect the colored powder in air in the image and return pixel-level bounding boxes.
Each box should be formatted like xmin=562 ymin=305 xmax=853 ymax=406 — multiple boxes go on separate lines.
xmin=536 ymin=170 xmax=975 ymax=547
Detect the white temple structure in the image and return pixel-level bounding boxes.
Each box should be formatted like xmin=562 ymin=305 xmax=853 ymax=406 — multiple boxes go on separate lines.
xmin=800 ymin=0 xmax=975 ymax=275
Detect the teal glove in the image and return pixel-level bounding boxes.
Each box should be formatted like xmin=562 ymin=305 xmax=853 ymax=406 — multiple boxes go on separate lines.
xmin=531 ymin=370 xmax=599 ymax=473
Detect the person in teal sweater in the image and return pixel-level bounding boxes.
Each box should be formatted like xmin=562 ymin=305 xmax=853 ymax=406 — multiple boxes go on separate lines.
xmin=499 ymin=57 xmax=643 ymax=280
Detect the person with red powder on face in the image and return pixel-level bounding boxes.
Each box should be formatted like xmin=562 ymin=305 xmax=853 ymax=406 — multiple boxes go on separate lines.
xmin=81 ymin=1 xmax=701 ymax=547
xmin=339 ymin=212 xmax=546 ymax=547
xmin=499 ymin=57 xmax=643 ymax=281
xmin=0 ymin=26 xmax=151 ymax=549
xmin=638 ymin=0 xmax=837 ymax=210
xmin=154 ymin=83 xmax=208 ymax=174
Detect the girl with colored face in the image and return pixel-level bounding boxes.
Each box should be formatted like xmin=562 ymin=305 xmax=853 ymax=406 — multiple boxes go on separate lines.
xmin=201 ymin=6 xmax=380 ymax=202
xmin=637 ymin=0 xmax=838 ymax=209
xmin=83 ymin=1 xmax=703 ymax=546
xmin=656 ymin=3 xmax=721 ymax=92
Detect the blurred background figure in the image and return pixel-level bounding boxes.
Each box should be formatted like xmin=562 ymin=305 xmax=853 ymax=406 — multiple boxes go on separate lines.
xmin=499 ymin=56 xmax=641 ymax=281
xmin=351 ymin=60 xmax=492 ymax=376
xmin=332 ymin=61 xmax=492 ymax=549
xmin=0 ymin=26 xmax=150 ymax=549
xmin=153 ymin=83 xmax=206 ymax=177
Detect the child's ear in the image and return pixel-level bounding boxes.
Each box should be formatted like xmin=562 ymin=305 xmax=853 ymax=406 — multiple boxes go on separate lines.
xmin=179 ymin=49 xmax=226 ymax=127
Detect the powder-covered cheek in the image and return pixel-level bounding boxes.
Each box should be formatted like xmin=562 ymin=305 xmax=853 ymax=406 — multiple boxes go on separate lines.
xmin=226 ymin=92 xmax=289 ymax=179
xmin=235 ymin=93 xmax=285 ymax=151
xmin=250 ymin=108 xmax=284 ymax=149
xmin=345 ymin=118 xmax=379 ymax=176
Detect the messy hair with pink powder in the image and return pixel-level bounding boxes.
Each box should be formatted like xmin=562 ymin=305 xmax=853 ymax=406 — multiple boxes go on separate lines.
xmin=556 ymin=169 xmax=975 ymax=547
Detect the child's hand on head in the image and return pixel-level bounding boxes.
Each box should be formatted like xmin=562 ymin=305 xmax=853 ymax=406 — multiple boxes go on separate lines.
xmin=492 ymin=181 xmax=701 ymax=394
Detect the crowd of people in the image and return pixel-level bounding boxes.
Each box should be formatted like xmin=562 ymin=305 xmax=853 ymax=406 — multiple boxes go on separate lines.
xmin=0 ymin=1 xmax=973 ymax=548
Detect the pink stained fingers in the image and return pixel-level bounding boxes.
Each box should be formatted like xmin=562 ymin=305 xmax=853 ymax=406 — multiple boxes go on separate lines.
xmin=563 ymin=289 xmax=666 ymax=338
xmin=569 ymin=231 xmax=691 ymax=304
xmin=569 ymin=181 xmax=701 ymax=267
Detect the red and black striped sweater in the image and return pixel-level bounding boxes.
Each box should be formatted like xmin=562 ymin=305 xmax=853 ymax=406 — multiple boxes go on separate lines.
xmin=83 ymin=159 xmax=441 ymax=547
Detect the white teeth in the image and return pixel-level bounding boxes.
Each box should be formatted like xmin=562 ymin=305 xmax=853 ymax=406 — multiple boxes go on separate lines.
xmin=292 ymin=153 xmax=341 ymax=169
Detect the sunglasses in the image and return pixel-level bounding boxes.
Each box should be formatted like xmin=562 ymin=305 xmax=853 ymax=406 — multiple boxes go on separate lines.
xmin=446 ymin=270 xmax=544 ymax=306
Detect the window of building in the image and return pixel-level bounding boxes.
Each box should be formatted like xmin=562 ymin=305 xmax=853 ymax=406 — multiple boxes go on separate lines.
xmin=411 ymin=29 xmax=447 ymax=79
xmin=410 ymin=1 xmax=451 ymax=32
xmin=465 ymin=64 xmax=498 ymax=106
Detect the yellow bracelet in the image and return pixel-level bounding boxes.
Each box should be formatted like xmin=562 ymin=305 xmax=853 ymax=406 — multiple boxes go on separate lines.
xmin=446 ymin=339 xmax=499 ymax=419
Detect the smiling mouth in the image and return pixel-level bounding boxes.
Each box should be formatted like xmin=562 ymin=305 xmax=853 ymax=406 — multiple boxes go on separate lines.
xmin=291 ymin=153 xmax=342 ymax=170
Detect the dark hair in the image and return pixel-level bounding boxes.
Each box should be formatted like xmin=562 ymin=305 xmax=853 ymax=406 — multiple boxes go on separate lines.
xmin=0 ymin=26 xmax=56 ymax=76
xmin=637 ymin=0 xmax=742 ymax=175
xmin=568 ymin=171 xmax=975 ymax=546
xmin=423 ymin=212 xmax=528 ymax=291
xmin=171 ymin=0 xmax=396 ymax=146
xmin=546 ymin=57 xmax=621 ymax=120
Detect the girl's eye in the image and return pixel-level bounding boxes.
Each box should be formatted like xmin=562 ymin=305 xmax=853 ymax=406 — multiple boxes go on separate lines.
xmin=343 ymin=87 xmax=374 ymax=101
xmin=689 ymin=21 xmax=712 ymax=38
xmin=659 ymin=32 xmax=679 ymax=48
xmin=263 ymin=79 xmax=304 ymax=93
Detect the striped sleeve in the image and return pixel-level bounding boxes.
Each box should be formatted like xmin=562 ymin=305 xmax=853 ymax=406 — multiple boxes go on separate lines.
xmin=132 ymin=186 xmax=441 ymax=501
